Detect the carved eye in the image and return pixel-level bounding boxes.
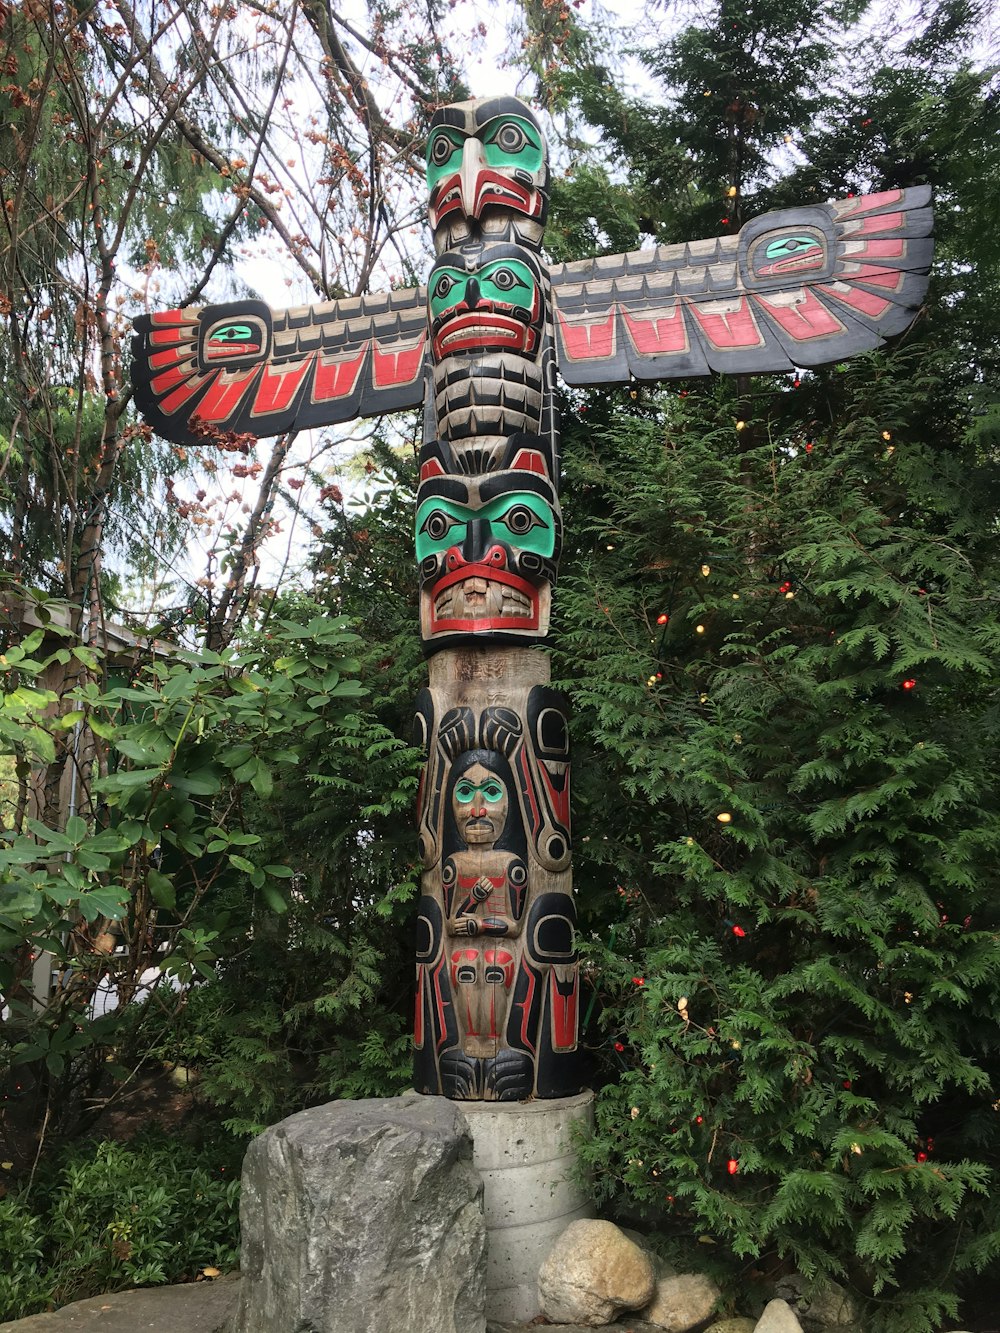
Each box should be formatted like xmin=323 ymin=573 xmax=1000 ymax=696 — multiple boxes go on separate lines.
xmin=212 ymin=324 xmax=252 ymax=343
xmin=495 ymin=503 xmax=543 ymax=537
xmin=481 ymin=781 xmax=505 ymax=803
xmin=489 ymin=121 xmax=528 ymax=154
xmin=429 ymin=132 xmax=460 ymax=166
xmin=491 ymin=267 xmax=518 ymax=291
xmin=764 ymin=234 xmax=818 ymax=259
xmin=455 ymin=781 xmax=477 ymax=804
xmin=433 ymin=272 xmax=459 ymax=301
xmin=419 ymin=508 xmax=461 ymax=542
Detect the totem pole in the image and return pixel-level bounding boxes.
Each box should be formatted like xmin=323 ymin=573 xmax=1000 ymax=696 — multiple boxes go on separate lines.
xmin=132 ymin=98 xmax=933 ymax=1102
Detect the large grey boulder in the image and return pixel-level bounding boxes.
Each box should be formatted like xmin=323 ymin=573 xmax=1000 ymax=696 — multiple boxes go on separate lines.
xmin=0 ymin=1276 xmax=240 ymax=1332
xmin=231 ymin=1093 xmax=486 ymax=1333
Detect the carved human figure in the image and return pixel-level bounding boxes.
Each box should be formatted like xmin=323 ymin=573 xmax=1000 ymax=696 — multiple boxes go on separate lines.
xmin=444 ymin=755 xmax=527 ymax=938
xmin=440 ymin=751 xmax=527 ymax=1057
xmin=412 ymin=662 xmax=580 ymax=1101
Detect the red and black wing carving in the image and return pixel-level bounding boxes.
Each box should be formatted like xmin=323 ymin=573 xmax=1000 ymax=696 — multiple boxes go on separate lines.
xmin=550 ymin=187 xmax=933 ymax=383
xmin=131 ymin=289 xmax=428 ymax=445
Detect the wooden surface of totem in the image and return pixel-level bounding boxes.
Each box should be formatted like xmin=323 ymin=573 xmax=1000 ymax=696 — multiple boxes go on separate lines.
xmin=130 ymin=93 xmax=935 ymax=1102
xmin=410 ymin=99 xmax=581 ymax=1098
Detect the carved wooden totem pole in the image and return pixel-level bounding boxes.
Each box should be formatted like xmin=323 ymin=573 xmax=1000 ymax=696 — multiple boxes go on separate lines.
xmin=132 ymin=97 xmax=933 ymax=1101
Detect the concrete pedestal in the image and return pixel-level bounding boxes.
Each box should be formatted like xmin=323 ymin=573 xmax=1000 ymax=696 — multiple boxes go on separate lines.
xmin=460 ymin=1090 xmax=595 ymax=1322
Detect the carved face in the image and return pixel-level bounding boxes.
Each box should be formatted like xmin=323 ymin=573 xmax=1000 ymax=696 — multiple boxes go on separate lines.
xmin=426 ymin=97 xmax=550 ymax=252
xmin=415 ymin=468 xmax=561 ymax=646
xmin=428 ymin=246 xmax=544 ymax=362
xmin=452 ymin=762 xmax=509 ymax=846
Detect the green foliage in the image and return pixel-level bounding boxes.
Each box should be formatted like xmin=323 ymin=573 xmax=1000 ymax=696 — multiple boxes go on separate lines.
xmin=0 ymin=1133 xmax=243 ymax=1322
xmin=121 ymin=505 xmax=427 ymax=1135
xmin=534 ymin=8 xmax=1000 ymax=1321
xmin=0 ymin=591 xmax=381 ymax=1141
xmin=155 ymin=452 xmax=429 ymax=1134
xmin=557 ymin=346 xmax=1000 ymax=1327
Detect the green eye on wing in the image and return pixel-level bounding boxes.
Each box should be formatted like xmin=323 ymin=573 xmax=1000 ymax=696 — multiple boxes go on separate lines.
xmin=211 ymin=324 xmax=253 ymax=343
xmin=415 ymin=492 xmax=556 ymax=562
xmin=764 ymin=234 xmax=819 ymax=259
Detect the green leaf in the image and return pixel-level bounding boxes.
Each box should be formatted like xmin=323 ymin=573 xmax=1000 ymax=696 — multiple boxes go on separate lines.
xmin=98 ymin=767 xmax=165 ymax=789
xmin=147 ymin=869 xmax=176 ymax=909
xmin=250 ymin=761 xmax=273 ymax=798
xmin=77 ymin=886 xmax=128 ymax=922
xmin=168 ymin=770 xmax=223 ymax=796
xmin=259 ymin=883 xmax=288 ymax=914
xmin=65 ymin=815 xmax=88 ymax=841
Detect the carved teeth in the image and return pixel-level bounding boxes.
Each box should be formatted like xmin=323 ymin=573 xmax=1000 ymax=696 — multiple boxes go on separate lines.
xmin=502 ymin=587 xmax=531 ymax=614
xmin=434 ymin=578 xmax=534 ymax=620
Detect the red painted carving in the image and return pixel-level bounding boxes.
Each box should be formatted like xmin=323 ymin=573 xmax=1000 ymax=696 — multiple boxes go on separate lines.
xmin=194 ymin=369 xmax=262 ymax=423
xmin=549 ymin=970 xmax=578 ymax=1050
xmin=753 ymin=290 xmax=845 ymax=340
xmin=556 ymin=309 xmax=616 ymax=360
xmin=689 ymin=297 xmax=764 ymax=349
xmin=252 ymin=355 xmax=316 ymax=416
xmin=313 ymin=348 xmax=367 ymax=401
xmin=819 ymin=282 xmax=893 ymax=319
xmin=373 ymin=334 xmax=426 ymax=387
xmin=623 ymin=305 xmax=689 ymax=355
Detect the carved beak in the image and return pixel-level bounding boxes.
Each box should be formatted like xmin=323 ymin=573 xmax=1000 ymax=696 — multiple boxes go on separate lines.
xmin=460 ymin=137 xmax=485 ymax=219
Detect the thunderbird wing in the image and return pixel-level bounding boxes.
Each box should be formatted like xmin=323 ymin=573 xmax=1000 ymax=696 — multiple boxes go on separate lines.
xmin=132 ymin=288 xmax=429 ymax=445
xmin=550 ymin=187 xmax=933 ymax=383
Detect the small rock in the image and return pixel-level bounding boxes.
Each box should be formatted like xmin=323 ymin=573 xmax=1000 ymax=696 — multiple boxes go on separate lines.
xmin=755 ymin=1299 xmax=805 ymax=1332
xmin=538 ymin=1218 xmax=655 ymax=1326
xmin=489 ymin=1324 xmax=666 ymax=1333
xmin=773 ymin=1273 xmax=857 ymax=1326
xmin=644 ymin=1271 xmax=721 ymax=1331
xmin=704 ymin=1320 xmax=756 ymax=1333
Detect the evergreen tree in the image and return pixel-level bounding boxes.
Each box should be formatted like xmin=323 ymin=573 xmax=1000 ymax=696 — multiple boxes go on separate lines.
xmin=534 ymin=0 xmax=1000 ymax=1325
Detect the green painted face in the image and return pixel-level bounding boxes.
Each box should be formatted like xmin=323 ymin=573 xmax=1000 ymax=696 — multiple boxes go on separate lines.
xmin=428 ymin=258 xmax=537 ymax=321
xmin=455 ymin=777 xmax=505 ymax=804
xmin=415 ymin=493 xmax=555 ymax=563
xmin=425 ymin=115 xmax=544 ymax=194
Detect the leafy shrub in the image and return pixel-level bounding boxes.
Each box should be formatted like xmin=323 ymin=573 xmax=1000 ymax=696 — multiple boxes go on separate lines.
xmin=0 ymin=1132 xmax=243 ymax=1321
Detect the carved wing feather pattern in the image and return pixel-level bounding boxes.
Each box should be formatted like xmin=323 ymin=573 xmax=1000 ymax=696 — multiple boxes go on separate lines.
xmin=131 ymin=288 xmax=428 ymax=446
xmin=131 ymin=189 xmax=933 ymax=444
xmin=549 ymin=186 xmax=934 ymax=382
